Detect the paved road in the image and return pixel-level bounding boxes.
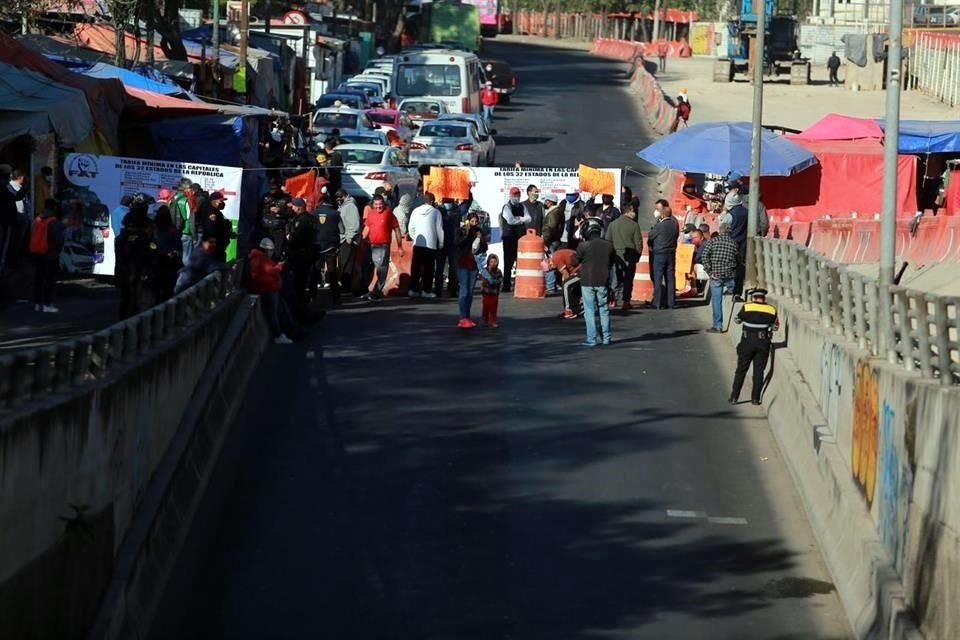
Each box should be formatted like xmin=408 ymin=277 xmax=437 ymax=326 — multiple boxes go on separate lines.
xmin=153 ymin=40 xmax=850 ymax=640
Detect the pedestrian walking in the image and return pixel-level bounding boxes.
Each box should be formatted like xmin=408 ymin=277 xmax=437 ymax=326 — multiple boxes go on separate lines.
xmin=433 ymin=198 xmax=462 ymax=297
xmin=312 ymin=202 xmax=344 ymax=303
xmin=606 ymin=203 xmax=642 ymax=310
xmin=571 ymin=218 xmax=615 ymax=346
xmin=671 ymin=94 xmax=692 ymax=132
xmin=657 ymin=41 xmax=668 ymax=73
xmin=702 ymin=222 xmax=739 ymax=332
xmin=394 ymin=192 xmax=414 ymax=237
xmin=480 ymin=80 xmax=499 ymax=127
xmin=480 ymin=254 xmax=503 ymax=327
xmin=647 ymin=201 xmax=679 ymax=309
xmin=499 ymin=186 xmax=530 ymax=292
xmin=361 ymin=194 xmax=404 ymax=301
xmin=729 ymin=288 xmax=779 ymax=405
xmin=827 ymin=51 xmax=842 ymax=87
xmin=248 ymin=237 xmax=295 ymax=344
xmin=408 ymin=192 xmax=444 ymax=298
xmin=455 ymin=212 xmax=483 ymax=328
xmin=334 ymin=190 xmax=362 ymax=295
xmin=28 ymin=199 xmax=64 ymax=313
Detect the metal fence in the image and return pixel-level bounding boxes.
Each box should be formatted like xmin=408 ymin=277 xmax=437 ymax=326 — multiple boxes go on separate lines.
xmin=0 ymin=261 xmax=244 ymax=412
xmin=753 ymin=237 xmax=960 ymax=385
xmin=910 ymin=30 xmax=960 ymax=106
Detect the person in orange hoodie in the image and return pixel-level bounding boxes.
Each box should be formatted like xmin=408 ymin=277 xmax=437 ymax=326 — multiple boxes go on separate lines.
xmin=248 ymin=237 xmax=295 ymax=344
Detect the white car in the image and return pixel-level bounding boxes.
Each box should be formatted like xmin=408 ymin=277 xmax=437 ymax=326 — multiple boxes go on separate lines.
xmin=357 ymin=70 xmax=393 ymax=95
xmin=312 ymin=106 xmax=378 ymax=139
xmin=338 ymin=130 xmax=389 ymax=146
xmin=437 ymin=113 xmax=496 ymax=165
xmin=60 ymin=240 xmax=95 ymax=274
xmin=398 ymin=98 xmax=449 ymax=127
xmin=408 ymin=121 xmax=484 ymax=167
xmin=337 ymin=144 xmax=421 ymax=199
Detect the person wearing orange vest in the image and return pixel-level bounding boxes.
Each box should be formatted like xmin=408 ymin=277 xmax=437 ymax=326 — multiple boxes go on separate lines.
xmin=29 ymin=198 xmax=65 ymax=313
xmin=480 ymin=80 xmax=499 ymax=128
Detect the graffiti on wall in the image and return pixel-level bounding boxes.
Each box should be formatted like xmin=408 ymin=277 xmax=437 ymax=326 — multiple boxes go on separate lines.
xmin=819 ymin=342 xmax=844 ymax=433
xmin=876 ymin=397 xmax=916 ymax=572
xmin=851 ymin=362 xmax=879 ymax=506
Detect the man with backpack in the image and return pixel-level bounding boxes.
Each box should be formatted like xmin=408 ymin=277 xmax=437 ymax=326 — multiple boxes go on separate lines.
xmin=28 ymin=199 xmax=65 ymax=313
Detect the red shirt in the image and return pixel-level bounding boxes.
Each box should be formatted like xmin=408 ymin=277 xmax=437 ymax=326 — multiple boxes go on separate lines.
xmin=364 ymin=206 xmax=399 ymax=245
xmin=248 ymin=248 xmax=283 ymax=294
xmin=481 ymin=88 xmax=499 ymax=106
xmin=551 ymin=248 xmax=579 ymax=274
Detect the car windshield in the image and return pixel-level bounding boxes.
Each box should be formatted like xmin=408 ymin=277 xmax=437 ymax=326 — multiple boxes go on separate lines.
xmin=402 ymin=101 xmax=441 ymax=115
xmin=340 ymin=148 xmax=386 ymax=164
xmin=420 ymin=125 xmax=467 ymax=138
xmin=368 ymin=112 xmax=397 ymax=125
xmin=317 ymin=95 xmax=362 ymax=109
xmin=341 ymin=135 xmax=383 ymax=145
xmin=314 ymin=112 xmax=359 ymax=129
xmin=397 ymin=64 xmax=462 ymax=97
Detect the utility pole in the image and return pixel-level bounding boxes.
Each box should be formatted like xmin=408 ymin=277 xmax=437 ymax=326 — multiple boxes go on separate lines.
xmin=746 ymin=0 xmax=766 ymax=287
xmin=652 ymin=0 xmax=661 ymax=41
xmin=240 ymin=0 xmax=248 ymax=100
xmin=879 ymin=0 xmax=903 ymax=358
xmin=212 ymin=0 xmax=220 ymax=96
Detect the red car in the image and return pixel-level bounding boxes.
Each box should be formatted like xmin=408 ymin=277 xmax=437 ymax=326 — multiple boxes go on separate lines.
xmin=365 ymin=108 xmax=418 ymax=144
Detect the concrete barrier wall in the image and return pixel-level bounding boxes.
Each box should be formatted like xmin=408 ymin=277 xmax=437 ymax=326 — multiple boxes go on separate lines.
xmin=0 ymin=271 xmax=269 ymax=639
xmin=754 ymin=279 xmax=959 ymax=639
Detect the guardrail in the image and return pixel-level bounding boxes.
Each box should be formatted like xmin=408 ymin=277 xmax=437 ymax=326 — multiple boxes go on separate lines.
xmin=753 ymin=236 xmax=960 ymax=385
xmin=0 ymin=261 xmax=244 ymax=415
xmin=911 ymin=31 xmax=960 ymax=106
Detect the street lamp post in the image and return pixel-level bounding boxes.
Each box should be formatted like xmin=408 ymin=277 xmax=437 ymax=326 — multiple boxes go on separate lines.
xmin=746 ymin=0 xmax=766 ymax=286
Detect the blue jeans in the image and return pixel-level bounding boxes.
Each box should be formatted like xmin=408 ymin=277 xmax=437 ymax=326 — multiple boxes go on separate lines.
xmin=482 ymin=104 xmax=494 ymax=126
xmin=370 ymin=244 xmax=391 ymax=295
xmin=181 ymin=235 xmax=194 ymax=265
xmin=652 ymin=253 xmax=675 ymax=309
xmin=710 ymin=277 xmax=735 ymax=329
xmin=457 ymin=267 xmax=476 ymax=318
xmin=581 ymin=285 xmax=611 ymax=345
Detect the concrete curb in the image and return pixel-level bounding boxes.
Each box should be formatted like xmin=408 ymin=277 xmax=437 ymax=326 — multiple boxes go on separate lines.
xmin=86 ymin=295 xmax=270 ymax=640
xmin=725 ymin=299 xmax=924 ymax=639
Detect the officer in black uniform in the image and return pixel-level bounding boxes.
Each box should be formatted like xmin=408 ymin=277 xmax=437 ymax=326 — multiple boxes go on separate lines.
xmin=729 ymin=288 xmax=779 ymax=405
xmin=312 ymin=203 xmax=344 ymax=304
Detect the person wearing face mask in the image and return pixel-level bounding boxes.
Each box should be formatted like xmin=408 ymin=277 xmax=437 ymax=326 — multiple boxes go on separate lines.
xmin=647 ymin=199 xmax=680 ymax=310
xmin=499 ymin=186 xmax=531 ymax=293
xmin=562 ymin=191 xmax=586 ymax=251
xmin=599 ymin=193 xmax=620 ymax=227
xmin=199 ymin=191 xmax=235 ymax=263
xmin=522 ymin=184 xmax=545 ymax=236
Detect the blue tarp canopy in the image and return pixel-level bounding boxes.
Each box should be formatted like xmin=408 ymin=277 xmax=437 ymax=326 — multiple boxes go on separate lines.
xmin=82 ymin=62 xmax=185 ymax=96
xmin=878 ymin=120 xmax=960 ymax=154
xmin=178 ymin=26 xmax=241 ymax=69
xmin=636 ymin=121 xmax=818 ymax=177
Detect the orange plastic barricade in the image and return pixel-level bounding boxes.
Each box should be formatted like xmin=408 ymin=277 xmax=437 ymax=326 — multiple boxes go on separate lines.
xmin=894 ymin=221 xmax=913 ymax=259
xmin=844 ymin=221 xmax=881 ymax=263
xmin=368 ymin=238 xmax=413 ymax=296
xmin=938 ymin=216 xmax=960 ymax=261
xmin=809 ymin=220 xmax=841 ymax=258
xmin=632 ymin=251 xmax=654 ymax=303
xmin=514 ymin=229 xmax=546 ymax=298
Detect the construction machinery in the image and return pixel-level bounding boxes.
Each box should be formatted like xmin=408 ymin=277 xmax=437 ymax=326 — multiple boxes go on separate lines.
xmin=713 ymin=0 xmax=810 ymax=85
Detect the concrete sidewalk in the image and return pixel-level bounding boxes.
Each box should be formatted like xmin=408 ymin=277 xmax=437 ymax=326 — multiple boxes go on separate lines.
xmin=0 ymin=277 xmax=119 ymax=354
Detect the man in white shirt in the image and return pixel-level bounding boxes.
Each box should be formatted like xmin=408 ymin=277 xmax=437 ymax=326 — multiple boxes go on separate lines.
xmin=407 ymin=191 xmax=444 ymax=298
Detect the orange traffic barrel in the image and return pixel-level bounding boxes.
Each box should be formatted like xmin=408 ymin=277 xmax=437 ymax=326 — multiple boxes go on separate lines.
xmin=515 ymin=229 xmax=546 ymax=298
xmin=632 ymin=251 xmax=654 ymax=303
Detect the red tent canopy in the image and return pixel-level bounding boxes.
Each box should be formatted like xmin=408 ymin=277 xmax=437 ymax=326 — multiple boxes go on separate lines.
xmin=124 ymin=87 xmax=217 ymax=114
xmin=761 ymin=139 xmax=918 ymax=221
xmin=791 ymin=113 xmax=883 ymax=141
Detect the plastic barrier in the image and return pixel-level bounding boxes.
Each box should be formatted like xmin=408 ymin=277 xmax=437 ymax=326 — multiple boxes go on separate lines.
xmin=839 ymin=220 xmax=881 ymax=263
xmin=367 ymin=238 xmax=413 ymax=296
xmin=515 ymin=229 xmax=546 ymax=298
xmin=808 ymin=220 xmax=843 ymax=258
xmin=632 ymin=251 xmax=653 ymax=303
xmin=675 ymin=243 xmax=696 ymax=295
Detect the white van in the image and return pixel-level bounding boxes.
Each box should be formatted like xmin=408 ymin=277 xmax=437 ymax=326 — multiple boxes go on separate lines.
xmin=393 ymin=50 xmax=482 ymax=115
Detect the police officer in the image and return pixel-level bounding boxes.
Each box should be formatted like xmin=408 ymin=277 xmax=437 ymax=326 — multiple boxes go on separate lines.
xmin=729 ymin=288 xmax=779 ymax=405
xmin=285 ymin=200 xmax=318 ymax=319
xmin=312 ymin=202 xmax=344 ymax=304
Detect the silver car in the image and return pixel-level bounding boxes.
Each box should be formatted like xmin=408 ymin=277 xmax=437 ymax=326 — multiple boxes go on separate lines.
xmin=409 ymin=121 xmax=483 ymax=167
xmin=437 ymin=113 xmax=496 ymax=165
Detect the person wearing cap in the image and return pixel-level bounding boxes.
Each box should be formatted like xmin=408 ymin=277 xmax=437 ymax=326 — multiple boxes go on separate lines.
xmin=480 ymin=80 xmax=498 ymax=128
xmin=312 ymin=200 xmax=344 ymax=303
xmin=571 ymin=218 xmax=615 ymax=346
xmin=499 ymin=186 xmax=531 ymax=292
xmin=334 ymin=189 xmax=362 ymax=295
xmin=702 ymin=222 xmax=739 ymax=332
xmin=260 ymin=179 xmax=292 ymax=251
xmin=249 ymin=237 xmax=295 ymax=344
xmin=729 ymin=288 xmax=779 ymax=405
xmin=560 ymin=191 xmax=585 ymax=250
xmin=200 ymin=191 xmax=234 ymax=263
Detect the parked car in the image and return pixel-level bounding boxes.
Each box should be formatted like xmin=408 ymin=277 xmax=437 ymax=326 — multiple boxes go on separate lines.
xmin=315 ymin=91 xmax=371 ymax=110
xmin=340 ymin=81 xmax=385 ymax=107
xmin=336 ymin=144 xmax=421 ymax=199
xmin=437 ymin=113 xmax=496 ymax=165
xmin=366 ymin=108 xmax=418 ymax=143
xmin=928 ymin=7 xmax=960 ymax=25
xmin=357 ymin=69 xmax=394 ymax=95
xmin=60 ymin=239 xmax=96 ymax=274
xmin=481 ymin=59 xmax=517 ymax=103
xmin=409 ymin=121 xmax=484 ymax=167
xmin=312 ymin=106 xmax=378 ymax=138
xmin=397 ymin=98 xmax=449 ymax=127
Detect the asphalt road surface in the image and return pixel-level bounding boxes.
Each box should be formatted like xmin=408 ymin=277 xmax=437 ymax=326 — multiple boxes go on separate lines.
xmin=152 ymin=39 xmax=851 ymax=640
